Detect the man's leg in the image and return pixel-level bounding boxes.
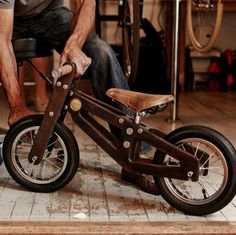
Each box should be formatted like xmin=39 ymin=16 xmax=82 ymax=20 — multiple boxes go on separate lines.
xmin=1 ymin=47 xmax=30 ymax=126
xmin=3 ymin=68 xmax=30 ymax=126
xmin=7 ymin=18 xmax=34 ymax=126
xmin=82 ymin=32 xmax=132 ymax=137
xmin=82 ymin=32 xmax=131 ymax=113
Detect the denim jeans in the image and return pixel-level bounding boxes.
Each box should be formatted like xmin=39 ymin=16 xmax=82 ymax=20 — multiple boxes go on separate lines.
xmin=13 ymin=7 xmax=132 ymax=115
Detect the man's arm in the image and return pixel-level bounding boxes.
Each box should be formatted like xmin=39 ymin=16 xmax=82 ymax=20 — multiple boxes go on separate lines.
xmin=0 ymin=8 xmax=23 ymax=111
xmin=60 ymin=0 xmax=96 ymax=76
xmin=70 ymin=0 xmax=96 ymax=49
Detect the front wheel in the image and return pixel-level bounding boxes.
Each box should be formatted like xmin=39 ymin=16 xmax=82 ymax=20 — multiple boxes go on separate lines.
xmin=154 ymin=125 xmax=236 ymax=215
xmin=3 ymin=115 xmax=80 ymax=192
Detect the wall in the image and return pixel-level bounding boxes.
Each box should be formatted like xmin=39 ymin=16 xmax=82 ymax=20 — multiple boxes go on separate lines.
xmin=215 ymin=12 xmax=236 ymax=51
xmin=64 ymin=1 xmax=236 ymax=55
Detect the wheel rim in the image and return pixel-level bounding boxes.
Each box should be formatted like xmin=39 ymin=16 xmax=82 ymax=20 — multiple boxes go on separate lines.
xmin=122 ymin=0 xmax=140 ymax=85
xmin=163 ymin=138 xmax=228 ymax=205
xmin=11 ymin=126 xmax=68 ymax=184
xmin=187 ymin=0 xmax=223 ymax=52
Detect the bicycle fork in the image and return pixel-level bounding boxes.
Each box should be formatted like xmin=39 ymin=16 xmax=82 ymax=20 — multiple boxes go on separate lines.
xmin=27 ymin=62 xmax=76 ymax=165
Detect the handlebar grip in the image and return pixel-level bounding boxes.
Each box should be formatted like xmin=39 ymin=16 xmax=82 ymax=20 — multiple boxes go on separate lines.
xmin=51 ymin=64 xmax=73 ymax=80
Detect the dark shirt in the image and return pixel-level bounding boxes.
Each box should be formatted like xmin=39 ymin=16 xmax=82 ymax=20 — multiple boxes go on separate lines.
xmin=0 ymin=0 xmax=64 ymax=18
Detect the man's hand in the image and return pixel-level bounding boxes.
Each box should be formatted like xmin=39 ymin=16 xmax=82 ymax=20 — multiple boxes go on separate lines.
xmin=60 ymin=46 xmax=91 ymax=77
xmin=59 ymin=0 xmax=95 ymax=77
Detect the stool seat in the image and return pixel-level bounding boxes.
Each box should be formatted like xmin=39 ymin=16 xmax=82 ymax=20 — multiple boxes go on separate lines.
xmin=13 ymin=38 xmax=53 ymax=59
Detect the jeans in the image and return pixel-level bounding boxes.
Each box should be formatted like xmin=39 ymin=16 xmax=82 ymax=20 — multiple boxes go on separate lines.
xmin=13 ymin=7 xmax=132 ymax=115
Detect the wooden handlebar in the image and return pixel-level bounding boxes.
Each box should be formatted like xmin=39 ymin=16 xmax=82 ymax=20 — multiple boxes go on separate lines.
xmin=51 ymin=64 xmax=73 ymax=79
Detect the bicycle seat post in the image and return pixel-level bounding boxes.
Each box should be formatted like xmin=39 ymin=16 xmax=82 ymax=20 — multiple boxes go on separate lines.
xmin=134 ymin=111 xmax=146 ymax=124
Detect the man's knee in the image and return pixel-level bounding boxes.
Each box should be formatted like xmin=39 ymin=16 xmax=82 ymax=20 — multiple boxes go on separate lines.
xmin=85 ymin=33 xmax=115 ymax=62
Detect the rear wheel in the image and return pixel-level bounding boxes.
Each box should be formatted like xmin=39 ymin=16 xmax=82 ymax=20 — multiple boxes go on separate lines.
xmin=154 ymin=125 xmax=236 ymax=215
xmin=187 ymin=0 xmax=223 ymax=52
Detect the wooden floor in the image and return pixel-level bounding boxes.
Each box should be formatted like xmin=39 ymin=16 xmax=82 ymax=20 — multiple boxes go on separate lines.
xmin=0 ymin=91 xmax=236 ymax=234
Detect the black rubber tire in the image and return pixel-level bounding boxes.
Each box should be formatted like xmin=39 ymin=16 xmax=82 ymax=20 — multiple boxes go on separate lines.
xmin=154 ymin=125 xmax=236 ymax=215
xmin=3 ymin=115 xmax=79 ymax=192
xmin=121 ymin=0 xmax=140 ymax=85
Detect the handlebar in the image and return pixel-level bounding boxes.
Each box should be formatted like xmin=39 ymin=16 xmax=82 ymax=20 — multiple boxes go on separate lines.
xmin=51 ymin=64 xmax=73 ymax=80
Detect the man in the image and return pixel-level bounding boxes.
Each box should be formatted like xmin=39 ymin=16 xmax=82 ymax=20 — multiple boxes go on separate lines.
xmin=0 ymin=0 xmax=158 ymax=194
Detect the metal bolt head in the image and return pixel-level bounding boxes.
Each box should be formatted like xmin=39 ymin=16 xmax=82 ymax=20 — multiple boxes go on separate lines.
xmin=49 ymin=111 xmax=54 ymax=117
xmin=123 ymin=141 xmax=130 ymax=148
xmin=138 ymin=128 xmax=143 ymax=134
xmin=56 ymin=81 xmax=61 ymax=87
xmin=119 ymin=118 xmax=124 ymax=124
xmin=140 ymin=111 xmax=146 ymax=117
xmin=126 ymin=128 xmax=133 ymax=135
xmin=187 ymin=171 xmax=193 ymax=178
xmin=63 ymin=84 xmax=68 ymax=89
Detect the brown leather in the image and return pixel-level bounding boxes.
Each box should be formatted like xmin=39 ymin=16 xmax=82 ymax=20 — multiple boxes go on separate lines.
xmin=106 ymin=88 xmax=174 ymax=113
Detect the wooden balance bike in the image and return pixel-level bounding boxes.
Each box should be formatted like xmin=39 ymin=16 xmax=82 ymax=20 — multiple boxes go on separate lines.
xmin=3 ymin=62 xmax=236 ymax=216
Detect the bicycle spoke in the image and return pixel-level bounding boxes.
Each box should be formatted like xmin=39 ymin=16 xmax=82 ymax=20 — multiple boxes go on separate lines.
xmin=162 ymin=136 xmax=228 ymax=205
xmin=11 ymin=126 xmax=68 ymax=184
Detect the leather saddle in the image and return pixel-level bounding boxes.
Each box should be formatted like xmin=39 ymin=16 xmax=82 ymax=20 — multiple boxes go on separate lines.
xmin=106 ymin=88 xmax=174 ymax=113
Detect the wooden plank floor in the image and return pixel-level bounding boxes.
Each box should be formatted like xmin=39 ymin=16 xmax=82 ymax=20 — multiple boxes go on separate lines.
xmin=0 ymin=91 xmax=236 ymax=234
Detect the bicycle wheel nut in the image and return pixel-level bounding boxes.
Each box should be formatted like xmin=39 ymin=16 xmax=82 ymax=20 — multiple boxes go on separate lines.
xmin=187 ymin=171 xmax=193 ymax=177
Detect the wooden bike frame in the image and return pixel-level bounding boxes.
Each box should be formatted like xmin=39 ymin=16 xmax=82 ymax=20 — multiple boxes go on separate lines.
xmin=28 ymin=62 xmax=199 ymax=182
